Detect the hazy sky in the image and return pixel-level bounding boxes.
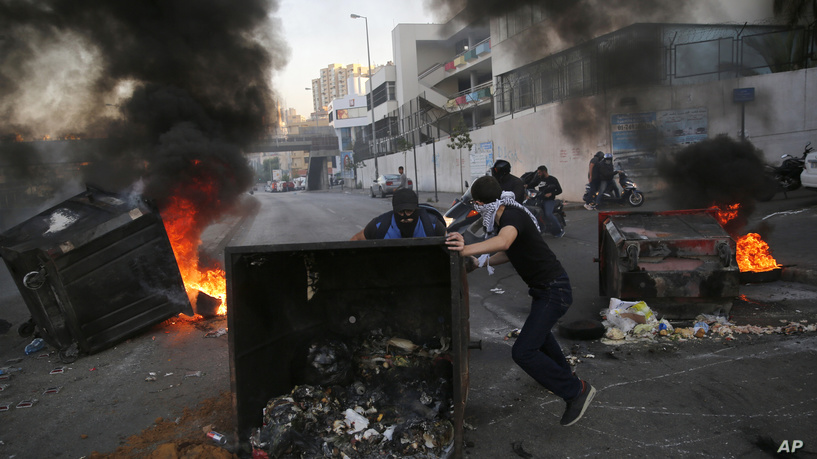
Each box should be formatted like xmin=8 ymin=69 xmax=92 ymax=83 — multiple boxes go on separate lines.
xmin=271 ymin=0 xmax=437 ymax=117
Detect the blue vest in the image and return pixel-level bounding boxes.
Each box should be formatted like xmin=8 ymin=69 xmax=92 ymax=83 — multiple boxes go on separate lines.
xmin=373 ymin=209 xmax=438 ymax=239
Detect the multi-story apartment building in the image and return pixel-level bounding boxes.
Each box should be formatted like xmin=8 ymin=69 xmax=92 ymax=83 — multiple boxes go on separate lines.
xmin=310 ymin=64 xmax=374 ymax=116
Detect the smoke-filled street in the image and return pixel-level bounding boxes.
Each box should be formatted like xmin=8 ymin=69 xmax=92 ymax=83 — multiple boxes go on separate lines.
xmin=1 ymin=187 xmax=816 ymax=457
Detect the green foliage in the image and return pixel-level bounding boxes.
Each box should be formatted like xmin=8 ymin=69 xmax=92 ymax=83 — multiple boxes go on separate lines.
xmin=446 ymin=117 xmax=473 ymax=152
xmin=396 ymin=136 xmax=413 ymax=153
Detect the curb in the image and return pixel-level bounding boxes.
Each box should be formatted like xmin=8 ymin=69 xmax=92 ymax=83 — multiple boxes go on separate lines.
xmin=781 ymin=266 xmax=817 ymax=287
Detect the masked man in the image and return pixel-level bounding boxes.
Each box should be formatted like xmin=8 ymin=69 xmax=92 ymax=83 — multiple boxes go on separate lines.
xmin=351 ymin=189 xmax=445 ymax=240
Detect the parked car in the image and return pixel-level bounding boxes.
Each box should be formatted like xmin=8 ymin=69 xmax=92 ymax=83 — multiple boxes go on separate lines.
xmin=264 ymin=184 xmax=272 ymax=193
xmin=801 ymin=149 xmax=817 ymax=191
xmin=369 ymin=174 xmax=413 ymax=198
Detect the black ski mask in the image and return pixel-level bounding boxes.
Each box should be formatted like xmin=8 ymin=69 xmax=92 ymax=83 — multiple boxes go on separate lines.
xmin=392 ymin=189 xmax=419 ymax=237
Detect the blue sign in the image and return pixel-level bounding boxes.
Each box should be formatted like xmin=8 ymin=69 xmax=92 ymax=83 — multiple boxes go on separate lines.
xmin=733 ymin=87 xmax=755 ymax=103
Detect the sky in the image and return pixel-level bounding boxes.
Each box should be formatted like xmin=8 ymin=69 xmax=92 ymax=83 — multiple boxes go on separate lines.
xmin=271 ymin=0 xmax=439 ymax=117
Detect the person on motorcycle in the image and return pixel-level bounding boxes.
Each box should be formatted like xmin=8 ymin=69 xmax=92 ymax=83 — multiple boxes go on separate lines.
xmin=524 ymin=165 xmax=564 ymax=237
xmin=584 ymin=151 xmax=605 ymax=210
xmin=491 ymin=159 xmax=525 ymax=204
xmin=445 ymin=175 xmax=596 ymax=427
xmin=350 ymin=189 xmax=445 ymax=240
xmin=593 ymin=154 xmax=616 ymax=209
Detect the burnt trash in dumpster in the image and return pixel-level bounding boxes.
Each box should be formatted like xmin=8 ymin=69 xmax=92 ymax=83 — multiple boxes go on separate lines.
xmin=0 ymin=186 xmax=192 ymax=362
xmin=226 ymin=238 xmax=469 ymax=458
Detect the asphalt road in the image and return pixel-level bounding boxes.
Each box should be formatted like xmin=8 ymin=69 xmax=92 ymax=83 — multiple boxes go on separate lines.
xmin=0 ymin=186 xmax=816 ymax=458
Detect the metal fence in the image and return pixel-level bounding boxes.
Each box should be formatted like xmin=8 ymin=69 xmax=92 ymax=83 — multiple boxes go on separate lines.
xmin=495 ymin=23 xmax=812 ymax=119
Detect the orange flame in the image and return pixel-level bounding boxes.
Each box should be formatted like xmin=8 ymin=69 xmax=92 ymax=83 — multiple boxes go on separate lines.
xmin=714 ymin=203 xmax=739 ymax=226
xmin=735 ymin=233 xmax=781 ymax=273
xmin=714 ymin=204 xmax=780 ymax=273
xmin=161 ymin=181 xmax=227 ymax=315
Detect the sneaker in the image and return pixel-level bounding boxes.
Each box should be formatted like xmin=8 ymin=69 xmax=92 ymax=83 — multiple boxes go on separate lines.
xmin=583 ymin=203 xmax=594 ymax=210
xmin=555 ymin=228 xmax=565 ymax=238
xmin=560 ymin=380 xmax=596 ymax=426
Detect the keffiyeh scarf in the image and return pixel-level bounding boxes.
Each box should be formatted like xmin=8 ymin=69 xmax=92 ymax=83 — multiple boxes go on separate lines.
xmin=474 ymin=191 xmax=540 ymax=237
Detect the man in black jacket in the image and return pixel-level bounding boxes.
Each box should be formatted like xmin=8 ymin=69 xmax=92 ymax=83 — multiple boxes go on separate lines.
xmin=491 ymin=159 xmax=525 ymax=204
xmin=525 ymin=165 xmax=564 ymax=237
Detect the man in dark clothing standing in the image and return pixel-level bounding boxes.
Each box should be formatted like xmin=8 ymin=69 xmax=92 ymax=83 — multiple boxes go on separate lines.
xmin=491 ymin=159 xmax=525 ymax=204
xmin=584 ymin=151 xmax=604 ymax=210
xmin=351 ymin=189 xmax=445 ymax=240
xmin=524 ymin=165 xmax=564 ymax=237
xmin=445 ymin=176 xmax=596 ymax=427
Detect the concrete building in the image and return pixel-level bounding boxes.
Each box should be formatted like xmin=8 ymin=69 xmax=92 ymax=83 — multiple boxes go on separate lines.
xmin=347 ymin=8 xmax=815 ymax=202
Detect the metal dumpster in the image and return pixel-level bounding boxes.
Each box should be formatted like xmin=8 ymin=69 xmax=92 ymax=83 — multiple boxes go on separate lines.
xmin=598 ymin=209 xmax=739 ymax=319
xmin=0 ymin=186 xmax=192 ymax=361
xmin=226 ymin=238 xmax=469 ymax=457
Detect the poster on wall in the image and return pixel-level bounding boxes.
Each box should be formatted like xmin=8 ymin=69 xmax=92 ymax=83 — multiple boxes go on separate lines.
xmin=341 ymin=151 xmax=354 ymax=179
xmin=471 ymin=141 xmax=494 ymax=181
xmin=611 ymin=108 xmax=708 ymax=172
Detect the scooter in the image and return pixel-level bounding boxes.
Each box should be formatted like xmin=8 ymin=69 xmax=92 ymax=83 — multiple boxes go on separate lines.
xmin=523 ymin=188 xmax=567 ymax=236
xmin=583 ymin=169 xmax=645 ymax=207
xmin=758 ymin=142 xmax=813 ymax=200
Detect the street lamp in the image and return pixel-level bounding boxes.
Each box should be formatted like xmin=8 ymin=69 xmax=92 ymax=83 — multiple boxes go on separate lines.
xmin=350 ymin=13 xmax=378 ymax=178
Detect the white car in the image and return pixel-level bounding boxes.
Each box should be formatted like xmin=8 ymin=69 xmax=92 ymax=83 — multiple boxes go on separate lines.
xmin=802 ymin=150 xmax=817 ymax=191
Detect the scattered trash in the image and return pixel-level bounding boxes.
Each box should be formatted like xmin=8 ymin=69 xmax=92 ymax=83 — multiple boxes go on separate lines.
xmin=24 ymin=338 xmax=45 ymax=355
xmin=204 ymin=328 xmax=227 ymax=338
xmin=600 ymin=299 xmax=817 ymax=344
xmin=184 ymin=371 xmax=203 ymax=378
xmin=145 ymin=372 xmax=157 ymax=382
xmin=504 ymin=329 xmax=521 ymax=340
xmin=206 ymin=430 xmax=227 ymax=446
xmin=0 ymin=367 xmax=22 ymax=376
xmin=693 ymin=322 xmax=710 ymax=338
xmin=489 ymin=288 xmax=505 ymax=294
xmin=164 ymin=373 xmax=174 ymax=377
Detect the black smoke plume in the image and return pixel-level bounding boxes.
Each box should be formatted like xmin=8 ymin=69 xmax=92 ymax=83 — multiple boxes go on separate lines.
xmin=657 ymin=135 xmax=771 ymax=235
xmin=0 ymin=0 xmax=286 ymax=232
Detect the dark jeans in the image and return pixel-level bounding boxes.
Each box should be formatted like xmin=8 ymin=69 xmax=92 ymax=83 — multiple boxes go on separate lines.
xmin=594 ymin=179 xmax=609 ymax=206
xmin=511 ymin=272 xmax=582 ymax=401
xmin=541 ymin=199 xmax=563 ymax=235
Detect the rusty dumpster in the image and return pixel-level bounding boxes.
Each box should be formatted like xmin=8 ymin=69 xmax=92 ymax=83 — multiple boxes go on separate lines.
xmin=226 ymin=237 xmax=470 ymax=457
xmin=598 ymin=208 xmax=739 ymax=319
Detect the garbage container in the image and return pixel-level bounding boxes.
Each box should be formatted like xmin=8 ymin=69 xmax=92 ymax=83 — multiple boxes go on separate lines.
xmin=0 ymin=186 xmax=192 ymax=361
xmin=226 ymin=237 xmax=469 ymax=457
xmin=598 ymin=209 xmax=739 ymax=319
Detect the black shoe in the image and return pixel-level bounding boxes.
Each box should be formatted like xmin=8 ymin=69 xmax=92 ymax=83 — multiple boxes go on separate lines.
xmin=560 ymin=380 xmax=596 ymax=426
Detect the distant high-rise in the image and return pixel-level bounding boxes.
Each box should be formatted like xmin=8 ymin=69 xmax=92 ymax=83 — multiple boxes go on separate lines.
xmin=309 ymin=63 xmax=374 ymax=114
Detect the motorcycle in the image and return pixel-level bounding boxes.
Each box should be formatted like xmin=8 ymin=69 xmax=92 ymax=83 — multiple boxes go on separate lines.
xmin=443 ymin=181 xmax=566 ymax=244
xmin=583 ymin=169 xmax=645 ymax=207
xmin=758 ymin=142 xmax=813 ymax=201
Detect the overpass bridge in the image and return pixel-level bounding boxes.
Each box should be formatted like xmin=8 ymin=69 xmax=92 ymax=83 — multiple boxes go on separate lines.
xmin=246 ymin=134 xmax=340 ymax=158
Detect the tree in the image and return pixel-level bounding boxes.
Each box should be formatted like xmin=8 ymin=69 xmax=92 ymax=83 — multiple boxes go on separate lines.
xmin=446 ymin=116 xmax=473 ymax=194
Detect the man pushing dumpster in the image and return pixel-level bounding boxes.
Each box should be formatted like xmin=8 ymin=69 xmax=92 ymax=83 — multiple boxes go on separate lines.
xmin=351 ymin=188 xmax=446 ymax=240
xmin=445 ymin=175 xmax=596 ymax=426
